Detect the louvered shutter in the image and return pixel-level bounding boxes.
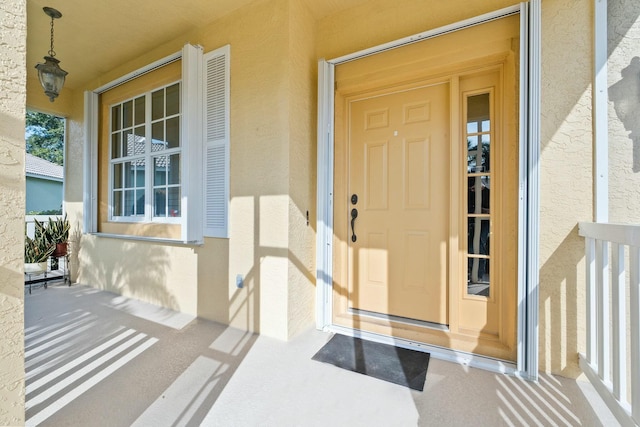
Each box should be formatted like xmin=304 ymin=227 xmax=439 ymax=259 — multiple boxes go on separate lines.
xmin=203 ymin=46 xmax=230 ymax=237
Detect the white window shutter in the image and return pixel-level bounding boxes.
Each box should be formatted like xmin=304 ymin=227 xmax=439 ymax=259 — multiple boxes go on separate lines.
xmin=203 ymin=45 xmax=230 ymax=238
xmin=181 ymin=43 xmax=204 ymax=243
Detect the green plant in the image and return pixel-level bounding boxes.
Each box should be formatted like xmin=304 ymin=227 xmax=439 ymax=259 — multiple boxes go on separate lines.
xmin=24 ymin=235 xmax=54 ymax=263
xmin=37 ymin=213 xmax=70 ymax=244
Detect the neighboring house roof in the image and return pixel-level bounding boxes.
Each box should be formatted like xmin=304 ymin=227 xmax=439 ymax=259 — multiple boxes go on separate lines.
xmin=25 ymin=153 xmax=63 ymax=181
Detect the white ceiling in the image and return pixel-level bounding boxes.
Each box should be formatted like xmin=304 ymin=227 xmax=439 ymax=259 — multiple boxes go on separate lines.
xmin=27 ymin=0 xmax=369 ymax=91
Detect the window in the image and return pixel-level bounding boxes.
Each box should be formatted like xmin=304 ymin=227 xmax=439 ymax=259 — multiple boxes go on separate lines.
xmin=85 ymin=43 xmax=229 ymax=242
xmin=109 ymin=82 xmax=182 ymax=221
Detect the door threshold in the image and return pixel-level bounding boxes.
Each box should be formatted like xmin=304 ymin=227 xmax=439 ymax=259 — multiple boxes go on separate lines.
xmin=348 ymin=308 xmax=449 ymax=331
xmin=325 ymin=325 xmax=519 ymax=377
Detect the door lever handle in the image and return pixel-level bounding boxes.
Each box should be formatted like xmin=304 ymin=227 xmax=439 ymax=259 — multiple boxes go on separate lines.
xmin=350 ymin=208 xmax=358 ymax=242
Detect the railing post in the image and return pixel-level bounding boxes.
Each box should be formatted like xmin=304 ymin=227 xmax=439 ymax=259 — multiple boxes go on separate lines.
xmin=586 ymin=236 xmax=596 ymax=364
xmin=630 ymin=246 xmax=640 ymax=424
xmin=611 ymin=243 xmax=626 ymax=403
xmin=596 ymin=239 xmax=610 ymax=381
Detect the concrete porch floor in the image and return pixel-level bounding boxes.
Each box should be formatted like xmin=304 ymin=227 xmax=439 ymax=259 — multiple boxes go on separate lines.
xmin=25 ymin=282 xmax=618 ymax=427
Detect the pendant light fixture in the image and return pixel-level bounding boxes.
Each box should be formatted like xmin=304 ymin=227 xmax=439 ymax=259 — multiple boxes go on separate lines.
xmin=35 ymin=7 xmax=68 ymax=102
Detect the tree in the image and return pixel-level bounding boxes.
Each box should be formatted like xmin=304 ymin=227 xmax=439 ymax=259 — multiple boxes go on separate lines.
xmin=25 ymin=111 xmax=64 ymax=165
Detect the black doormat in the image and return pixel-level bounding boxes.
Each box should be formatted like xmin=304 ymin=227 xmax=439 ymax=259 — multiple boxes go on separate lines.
xmin=312 ymin=334 xmax=430 ymax=391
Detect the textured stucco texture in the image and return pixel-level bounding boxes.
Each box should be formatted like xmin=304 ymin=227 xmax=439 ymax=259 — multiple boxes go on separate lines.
xmin=0 ymin=0 xmax=26 ymax=424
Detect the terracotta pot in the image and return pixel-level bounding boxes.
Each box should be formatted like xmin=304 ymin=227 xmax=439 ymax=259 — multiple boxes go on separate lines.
xmin=53 ymin=242 xmax=68 ymax=257
xmin=25 ymin=262 xmax=47 ymax=274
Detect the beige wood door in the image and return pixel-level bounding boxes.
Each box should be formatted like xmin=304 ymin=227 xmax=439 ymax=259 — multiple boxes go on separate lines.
xmin=347 ymin=82 xmax=450 ymax=324
xmin=332 ymin=14 xmax=519 ymax=361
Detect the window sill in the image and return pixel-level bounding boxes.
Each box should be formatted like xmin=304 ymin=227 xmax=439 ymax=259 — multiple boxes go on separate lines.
xmin=88 ymin=232 xmax=203 ymax=246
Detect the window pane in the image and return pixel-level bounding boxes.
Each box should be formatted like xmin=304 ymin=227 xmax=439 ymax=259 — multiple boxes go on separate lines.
xmin=166 ymin=117 xmax=180 ymax=148
xmin=135 ymin=159 xmax=145 ymax=188
xmin=468 ymin=218 xmax=490 ymax=256
xmin=123 ymin=100 xmax=133 ymax=128
xmin=168 ymin=187 xmax=181 ymax=217
xmin=124 ymin=190 xmax=135 ymax=216
xmin=154 ymin=156 xmax=167 ymax=185
xmin=111 ymin=133 xmax=122 ymax=159
xmin=134 ymin=96 xmax=145 ymax=126
xmin=124 ymin=162 xmax=134 ymax=188
xmin=113 ymin=163 xmax=123 ymax=189
xmin=152 ymin=121 xmax=165 ymax=151
xmin=166 ymin=83 xmax=179 ymax=116
xmin=113 ymin=190 xmax=122 ymax=216
xmin=123 ymin=129 xmax=135 ymax=157
xmin=154 ymin=188 xmax=166 ymax=216
xmin=482 ymin=119 xmax=490 ymax=132
xmin=467 ymin=176 xmax=490 ymax=215
xmin=133 ymin=126 xmax=145 ymax=154
xmin=152 ymin=89 xmax=164 ymax=120
xmin=168 ymin=153 xmax=180 ymax=185
xmin=136 ymin=190 xmax=145 ymax=215
xmin=112 ymin=105 xmax=121 ymax=131
xmin=466 ymin=121 xmax=478 ymax=134
xmin=467 ymin=145 xmax=490 ymax=173
xmin=467 ymin=93 xmax=490 ymax=125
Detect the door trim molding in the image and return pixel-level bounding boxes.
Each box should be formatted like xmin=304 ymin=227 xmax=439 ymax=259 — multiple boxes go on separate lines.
xmin=316 ymin=2 xmax=541 ymax=379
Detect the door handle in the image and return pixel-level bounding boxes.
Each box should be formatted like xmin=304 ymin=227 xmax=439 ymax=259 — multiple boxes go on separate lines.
xmin=350 ymin=208 xmax=358 ymax=242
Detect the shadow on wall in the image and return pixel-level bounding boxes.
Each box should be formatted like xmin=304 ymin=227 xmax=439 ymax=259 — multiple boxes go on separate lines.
xmin=539 ymin=224 xmax=582 ymax=377
xmin=609 ymin=56 xmax=640 ymax=172
xmin=78 ymin=235 xmax=178 ymax=311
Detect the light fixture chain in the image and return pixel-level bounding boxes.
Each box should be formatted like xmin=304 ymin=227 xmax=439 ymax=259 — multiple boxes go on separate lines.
xmin=49 ymin=16 xmax=55 ymax=57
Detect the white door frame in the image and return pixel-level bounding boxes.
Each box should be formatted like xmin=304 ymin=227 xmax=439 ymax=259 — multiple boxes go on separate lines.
xmin=315 ymin=2 xmax=541 ymax=381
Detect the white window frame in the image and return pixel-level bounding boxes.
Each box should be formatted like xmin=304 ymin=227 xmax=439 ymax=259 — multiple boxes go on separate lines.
xmin=315 ymin=2 xmax=541 ymax=380
xmin=107 ymin=81 xmax=183 ymax=224
xmin=84 ymin=44 xmax=205 ymax=244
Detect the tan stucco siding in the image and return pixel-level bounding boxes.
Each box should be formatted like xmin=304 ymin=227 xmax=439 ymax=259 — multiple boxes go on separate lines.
xmin=286 ymin=0 xmax=317 ymax=339
xmin=0 ymin=0 xmax=26 ymax=423
xmin=316 ymin=0 xmax=520 ymax=60
xmin=608 ymin=0 xmax=640 ymax=223
xmin=70 ymin=0 xmax=306 ymax=340
xmin=539 ymin=0 xmax=593 ymax=377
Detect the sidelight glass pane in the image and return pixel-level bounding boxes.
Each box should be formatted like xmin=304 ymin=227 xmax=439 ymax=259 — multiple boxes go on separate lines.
xmin=467 ymin=176 xmax=490 ymax=215
xmin=467 ymin=93 xmax=490 ymax=124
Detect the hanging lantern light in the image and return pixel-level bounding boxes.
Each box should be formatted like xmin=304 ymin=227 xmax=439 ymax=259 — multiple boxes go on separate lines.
xmin=35 ymin=7 xmax=68 ymax=102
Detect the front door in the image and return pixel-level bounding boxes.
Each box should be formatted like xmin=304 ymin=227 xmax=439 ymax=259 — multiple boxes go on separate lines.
xmin=332 ymin=14 xmax=519 ymax=361
xmin=347 ymin=82 xmax=450 ymax=325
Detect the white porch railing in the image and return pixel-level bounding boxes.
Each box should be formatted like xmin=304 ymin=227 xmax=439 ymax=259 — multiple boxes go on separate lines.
xmin=579 ymin=222 xmax=640 ymax=427
xmin=25 ymin=215 xmax=62 ymax=239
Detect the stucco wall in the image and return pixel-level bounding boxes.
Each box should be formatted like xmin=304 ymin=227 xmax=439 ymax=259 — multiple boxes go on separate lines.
xmin=58 ymin=0 xmax=316 ymax=340
xmin=608 ymin=0 xmax=640 ymax=222
xmin=0 ymin=0 xmax=26 ymax=424
xmin=539 ymin=0 xmax=593 ymax=377
xmin=286 ymin=0 xmax=317 ymax=339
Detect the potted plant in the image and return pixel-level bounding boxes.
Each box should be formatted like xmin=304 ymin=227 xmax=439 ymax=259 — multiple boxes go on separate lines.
xmin=24 ymin=234 xmax=55 ymax=274
xmin=37 ymin=213 xmax=70 ymax=257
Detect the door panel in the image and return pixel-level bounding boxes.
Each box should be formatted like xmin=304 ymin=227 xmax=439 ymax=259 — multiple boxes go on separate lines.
xmin=348 ymin=82 xmax=449 ymax=324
